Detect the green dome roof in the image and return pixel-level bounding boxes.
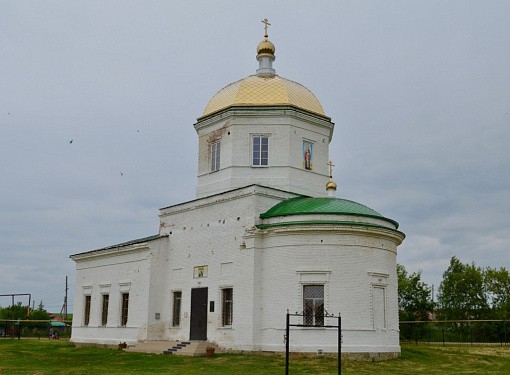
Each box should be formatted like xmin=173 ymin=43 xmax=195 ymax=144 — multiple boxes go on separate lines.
xmin=260 ymin=197 xmax=399 ymax=228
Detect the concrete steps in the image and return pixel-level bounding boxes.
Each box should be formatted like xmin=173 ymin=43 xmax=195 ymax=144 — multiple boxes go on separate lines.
xmin=125 ymin=340 xmax=220 ymax=356
xmin=163 ymin=341 xmax=191 ymax=355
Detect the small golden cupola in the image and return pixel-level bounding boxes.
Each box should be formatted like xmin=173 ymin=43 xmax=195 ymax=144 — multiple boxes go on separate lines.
xmin=256 ymin=18 xmax=276 ymax=77
xmin=326 ymin=161 xmax=338 ymax=197
xmin=201 ymin=18 xmax=327 ymax=119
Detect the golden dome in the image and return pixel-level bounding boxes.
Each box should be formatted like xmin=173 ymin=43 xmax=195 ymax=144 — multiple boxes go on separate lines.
xmin=326 ymin=179 xmax=337 ymax=190
xmin=257 ymin=40 xmax=275 ymax=57
xmin=202 ymin=75 xmax=326 ymax=118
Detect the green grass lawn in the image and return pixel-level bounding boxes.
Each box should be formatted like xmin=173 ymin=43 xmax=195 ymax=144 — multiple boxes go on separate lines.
xmin=1 ymin=339 xmax=509 ymax=374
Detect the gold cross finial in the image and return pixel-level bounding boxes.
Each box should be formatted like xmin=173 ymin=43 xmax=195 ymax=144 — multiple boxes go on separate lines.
xmin=262 ymin=18 xmax=271 ymax=38
xmin=327 ymin=160 xmax=335 ymax=178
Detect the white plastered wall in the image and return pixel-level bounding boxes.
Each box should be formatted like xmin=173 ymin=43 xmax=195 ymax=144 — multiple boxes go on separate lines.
xmin=158 ymin=185 xmax=300 ymax=348
xmin=70 ymin=242 xmax=155 ymax=345
xmin=251 ymin=225 xmax=401 ymax=354
xmin=195 ymin=108 xmax=334 ymax=199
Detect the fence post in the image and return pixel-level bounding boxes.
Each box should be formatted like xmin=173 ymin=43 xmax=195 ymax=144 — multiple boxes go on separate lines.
xmin=505 ymin=320 xmax=507 ymax=346
xmin=470 ymin=322 xmax=473 ymax=346
xmin=285 ymin=310 xmax=290 ymax=375
xmin=338 ymin=314 xmax=341 ymax=375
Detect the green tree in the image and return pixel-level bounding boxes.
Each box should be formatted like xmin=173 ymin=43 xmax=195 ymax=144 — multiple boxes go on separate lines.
xmin=0 ymin=302 xmax=29 ymax=320
xmin=484 ymin=266 xmax=510 ymax=319
xmin=437 ymin=257 xmax=489 ymax=320
xmin=397 ymin=264 xmax=434 ymax=321
xmin=30 ymin=306 xmax=51 ymax=321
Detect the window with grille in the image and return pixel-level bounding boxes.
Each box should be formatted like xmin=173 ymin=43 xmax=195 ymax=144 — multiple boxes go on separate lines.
xmin=252 ymin=136 xmax=269 ymax=166
xmin=211 ymin=141 xmax=221 ymax=172
xmin=172 ymin=291 xmax=182 ymax=327
xmin=101 ymin=294 xmax=109 ymax=326
xmin=303 ymin=285 xmax=324 ymax=326
xmin=222 ymin=288 xmax=233 ymax=326
xmin=121 ymin=293 xmax=129 ymax=326
xmin=84 ymin=295 xmax=91 ymax=326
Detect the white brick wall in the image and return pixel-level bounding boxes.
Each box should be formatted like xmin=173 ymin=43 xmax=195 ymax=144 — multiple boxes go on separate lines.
xmin=245 ymin=224 xmax=401 ymax=353
xmin=71 ymin=240 xmax=162 ymax=345
xmin=71 ymin=185 xmax=404 ymax=355
xmin=194 ymin=109 xmax=334 ymax=198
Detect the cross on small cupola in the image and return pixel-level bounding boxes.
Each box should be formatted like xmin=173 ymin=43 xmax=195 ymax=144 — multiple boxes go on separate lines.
xmin=326 ymin=160 xmax=338 ymax=197
xmin=327 ymin=160 xmax=335 ymax=178
xmin=256 ymin=18 xmax=276 ymax=77
xmin=262 ymin=18 xmax=271 ymax=39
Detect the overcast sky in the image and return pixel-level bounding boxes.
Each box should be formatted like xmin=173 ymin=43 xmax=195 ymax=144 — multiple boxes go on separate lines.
xmin=1 ymin=1 xmax=509 ymax=313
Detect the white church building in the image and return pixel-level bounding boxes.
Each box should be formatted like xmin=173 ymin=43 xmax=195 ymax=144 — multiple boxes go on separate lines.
xmin=70 ymin=24 xmax=405 ymax=358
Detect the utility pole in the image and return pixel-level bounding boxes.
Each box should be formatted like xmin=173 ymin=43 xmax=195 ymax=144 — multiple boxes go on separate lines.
xmin=59 ymin=276 xmax=68 ymax=320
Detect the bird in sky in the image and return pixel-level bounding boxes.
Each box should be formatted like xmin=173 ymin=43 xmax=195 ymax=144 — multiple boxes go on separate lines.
xmin=120 ymin=172 xmax=124 ymax=176
xmin=69 ymin=139 xmax=73 ymax=144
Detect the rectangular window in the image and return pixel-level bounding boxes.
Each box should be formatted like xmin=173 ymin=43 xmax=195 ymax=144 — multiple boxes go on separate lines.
xmin=252 ymin=136 xmax=269 ymax=166
xmin=121 ymin=293 xmax=129 ymax=326
xmin=84 ymin=295 xmax=91 ymax=326
xmin=101 ymin=294 xmax=109 ymax=326
xmin=211 ymin=141 xmax=221 ymax=172
xmin=303 ymin=285 xmax=324 ymax=326
xmin=221 ymin=288 xmax=233 ymax=326
xmin=172 ymin=291 xmax=182 ymax=327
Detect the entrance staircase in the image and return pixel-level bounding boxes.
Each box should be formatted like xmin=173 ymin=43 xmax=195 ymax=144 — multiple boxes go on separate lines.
xmin=124 ymin=340 xmax=220 ymax=356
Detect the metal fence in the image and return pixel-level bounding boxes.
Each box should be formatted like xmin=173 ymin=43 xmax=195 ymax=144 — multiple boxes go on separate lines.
xmin=400 ymin=320 xmax=509 ymax=346
xmin=285 ymin=310 xmax=341 ymax=375
xmin=1 ymin=320 xmax=72 ymax=340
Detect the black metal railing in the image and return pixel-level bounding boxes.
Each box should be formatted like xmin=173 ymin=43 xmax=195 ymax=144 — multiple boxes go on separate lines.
xmin=1 ymin=320 xmax=72 ymax=340
xmin=285 ymin=310 xmax=342 ymax=375
xmin=400 ymin=320 xmax=509 ymax=346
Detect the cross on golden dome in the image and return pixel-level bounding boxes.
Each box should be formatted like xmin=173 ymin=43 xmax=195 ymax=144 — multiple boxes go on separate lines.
xmin=262 ymin=18 xmax=271 ymax=39
xmin=327 ymin=160 xmax=335 ymax=178
xmin=256 ymin=18 xmax=276 ymax=66
xmin=326 ymin=160 xmax=337 ymax=194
